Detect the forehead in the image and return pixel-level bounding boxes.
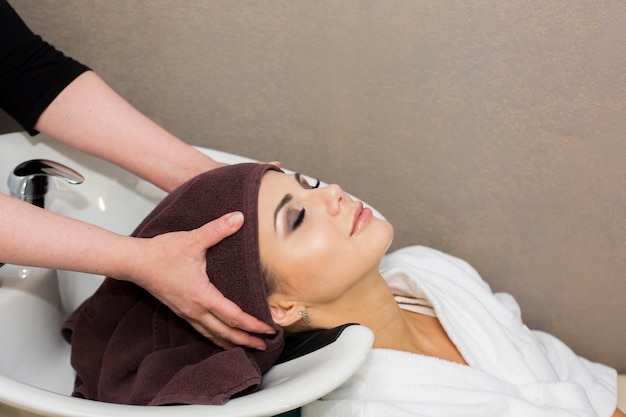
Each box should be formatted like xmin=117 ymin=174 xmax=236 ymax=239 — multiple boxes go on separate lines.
xmin=259 ymin=170 xmax=294 ymax=202
xmin=258 ymin=171 xmax=296 ymax=232
xmin=261 ymin=170 xmax=296 ymax=188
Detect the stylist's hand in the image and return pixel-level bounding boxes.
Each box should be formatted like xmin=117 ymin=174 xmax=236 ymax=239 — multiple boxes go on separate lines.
xmin=127 ymin=211 xmax=276 ymax=350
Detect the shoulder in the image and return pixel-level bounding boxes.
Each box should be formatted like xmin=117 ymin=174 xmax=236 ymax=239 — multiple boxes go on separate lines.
xmin=1 ymin=0 xmax=37 ymax=49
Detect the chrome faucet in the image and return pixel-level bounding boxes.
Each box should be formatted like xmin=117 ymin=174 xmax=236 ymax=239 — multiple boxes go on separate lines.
xmin=1 ymin=159 xmax=84 ymax=269
xmin=7 ymin=159 xmax=84 ymax=208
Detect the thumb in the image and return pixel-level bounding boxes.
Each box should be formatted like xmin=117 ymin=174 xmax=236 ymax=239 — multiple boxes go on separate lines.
xmin=197 ymin=211 xmax=244 ymax=247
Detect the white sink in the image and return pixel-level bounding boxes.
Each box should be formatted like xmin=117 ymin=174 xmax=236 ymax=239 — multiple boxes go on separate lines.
xmin=0 ymin=132 xmax=374 ymax=417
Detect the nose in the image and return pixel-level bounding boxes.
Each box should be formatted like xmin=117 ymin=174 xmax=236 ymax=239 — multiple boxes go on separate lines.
xmin=321 ymin=184 xmax=344 ymax=216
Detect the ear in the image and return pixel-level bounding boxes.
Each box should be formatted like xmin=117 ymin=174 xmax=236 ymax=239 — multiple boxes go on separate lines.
xmin=267 ymin=293 xmax=305 ymax=327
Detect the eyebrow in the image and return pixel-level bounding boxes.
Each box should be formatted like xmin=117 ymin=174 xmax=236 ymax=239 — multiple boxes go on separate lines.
xmin=273 ymin=174 xmax=305 ymax=231
xmin=274 ymin=193 xmax=293 ymax=231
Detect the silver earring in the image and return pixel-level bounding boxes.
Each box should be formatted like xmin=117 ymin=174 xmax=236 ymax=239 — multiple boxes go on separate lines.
xmin=299 ymin=311 xmax=311 ymax=326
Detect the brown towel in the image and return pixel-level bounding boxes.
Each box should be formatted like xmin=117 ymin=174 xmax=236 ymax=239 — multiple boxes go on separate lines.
xmin=62 ymin=163 xmax=284 ymax=406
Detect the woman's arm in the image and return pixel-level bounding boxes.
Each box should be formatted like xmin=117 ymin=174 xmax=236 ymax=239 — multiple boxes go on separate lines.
xmin=0 ymin=193 xmax=274 ymax=349
xmin=35 ymin=70 xmax=223 ymax=193
xmin=2 ymin=2 xmax=274 ymax=349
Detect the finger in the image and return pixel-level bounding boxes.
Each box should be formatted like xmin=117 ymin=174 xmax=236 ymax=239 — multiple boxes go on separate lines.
xmin=198 ymin=286 xmax=276 ymax=337
xmin=196 ymin=212 xmax=244 ymax=247
xmin=194 ymin=285 xmax=276 ymax=347
xmin=209 ymin=294 xmax=277 ymax=336
xmin=190 ymin=313 xmax=269 ymax=350
xmin=256 ymin=161 xmax=281 ymax=168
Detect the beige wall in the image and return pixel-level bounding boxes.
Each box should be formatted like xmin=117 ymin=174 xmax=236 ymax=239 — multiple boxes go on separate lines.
xmin=5 ymin=1 xmax=625 ymax=372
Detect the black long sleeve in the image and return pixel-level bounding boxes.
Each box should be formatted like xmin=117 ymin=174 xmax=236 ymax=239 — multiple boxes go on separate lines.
xmin=0 ymin=0 xmax=89 ymax=134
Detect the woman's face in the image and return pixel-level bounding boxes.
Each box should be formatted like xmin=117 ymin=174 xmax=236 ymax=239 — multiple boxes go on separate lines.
xmin=258 ymin=170 xmax=393 ymax=308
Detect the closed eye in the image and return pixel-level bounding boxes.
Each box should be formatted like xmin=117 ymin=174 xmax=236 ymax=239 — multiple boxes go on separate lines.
xmin=291 ymin=208 xmax=306 ymax=231
xmin=295 ymin=173 xmax=320 ymax=190
xmin=289 ymin=173 xmax=318 ymax=232
xmin=274 ymin=174 xmax=319 ymax=234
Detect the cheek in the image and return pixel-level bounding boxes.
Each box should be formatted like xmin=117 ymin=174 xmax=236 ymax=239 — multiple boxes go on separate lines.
xmin=271 ymin=234 xmax=351 ymax=295
xmin=369 ymin=218 xmax=394 ymax=254
xmin=261 ymin=220 xmax=391 ymax=300
xmin=280 ymin=234 xmax=341 ymax=278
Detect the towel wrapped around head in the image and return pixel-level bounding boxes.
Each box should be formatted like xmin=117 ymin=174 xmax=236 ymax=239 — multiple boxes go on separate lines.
xmin=62 ymin=163 xmax=284 ymax=406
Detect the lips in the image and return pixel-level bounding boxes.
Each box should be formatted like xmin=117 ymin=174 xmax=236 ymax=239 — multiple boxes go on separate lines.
xmin=351 ymin=202 xmax=372 ymax=236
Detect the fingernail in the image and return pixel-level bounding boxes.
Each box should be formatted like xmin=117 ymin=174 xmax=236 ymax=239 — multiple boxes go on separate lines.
xmin=266 ymin=329 xmax=277 ymax=335
xmin=227 ymin=212 xmax=244 ymax=227
xmin=256 ymin=345 xmax=267 ymax=351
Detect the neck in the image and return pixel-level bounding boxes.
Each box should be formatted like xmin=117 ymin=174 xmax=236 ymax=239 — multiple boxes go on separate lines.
xmin=307 ymin=271 xmax=467 ymax=364
xmin=310 ymin=271 xmax=420 ymax=351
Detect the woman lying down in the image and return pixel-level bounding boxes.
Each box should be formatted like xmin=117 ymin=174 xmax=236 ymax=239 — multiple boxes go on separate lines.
xmin=64 ymin=163 xmax=623 ymax=416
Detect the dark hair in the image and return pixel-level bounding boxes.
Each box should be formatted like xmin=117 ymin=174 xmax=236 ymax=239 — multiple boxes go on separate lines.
xmin=260 ymin=262 xmax=279 ymax=296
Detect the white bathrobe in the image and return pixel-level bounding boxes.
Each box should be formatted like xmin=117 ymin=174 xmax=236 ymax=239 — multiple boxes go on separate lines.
xmin=302 ymin=246 xmax=618 ymax=417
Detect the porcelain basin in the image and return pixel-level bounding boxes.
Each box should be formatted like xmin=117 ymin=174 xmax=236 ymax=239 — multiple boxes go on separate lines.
xmin=0 ymin=132 xmax=375 ymax=417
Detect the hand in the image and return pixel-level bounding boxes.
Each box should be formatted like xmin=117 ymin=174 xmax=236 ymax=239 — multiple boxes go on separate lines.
xmin=127 ymin=211 xmax=276 ymax=350
xmin=259 ymin=161 xmax=281 ymax=168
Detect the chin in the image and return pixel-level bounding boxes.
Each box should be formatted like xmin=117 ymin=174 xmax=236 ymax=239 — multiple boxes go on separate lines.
xmin=385 ymin=228 xmax=394 ymax=252
xmin=370 ymin=218 xmax=394 ymax=255
xmin=384 ymin=224 xmax=394 ymax=253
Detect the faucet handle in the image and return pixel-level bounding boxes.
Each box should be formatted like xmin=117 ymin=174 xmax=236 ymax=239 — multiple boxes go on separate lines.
xmin=7 ymin=159 xmax=84 ymax=208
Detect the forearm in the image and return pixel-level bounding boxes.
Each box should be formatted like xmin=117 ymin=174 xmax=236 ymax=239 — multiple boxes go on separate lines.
xmin=35 ymin=71 xmax=223 ymax=192
xmin=0 ymin=193 xmax=136 ymax=279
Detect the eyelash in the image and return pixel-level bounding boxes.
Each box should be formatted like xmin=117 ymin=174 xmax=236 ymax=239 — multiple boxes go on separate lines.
xmin=310 ymin=178 xmax=321 ymax=189
xmin=289 ymin=174 xmax=320 ymax=232
xmin=296 ymin=173 xmax=321 ymax=190
xmin=292 ymin=208 xmax=306 ymax=231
